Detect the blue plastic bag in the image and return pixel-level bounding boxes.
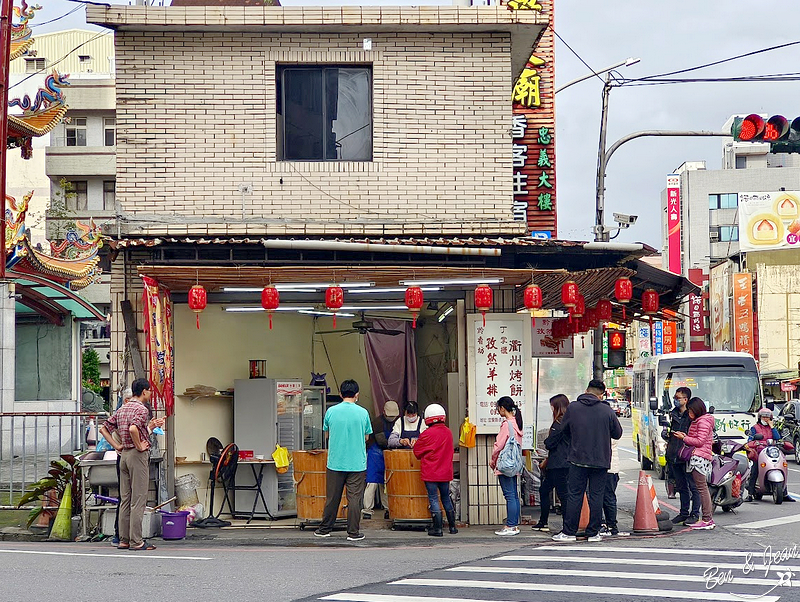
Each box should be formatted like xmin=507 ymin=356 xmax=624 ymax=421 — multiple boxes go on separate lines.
xmin=96 ymin=436 xmax=114 ymax=453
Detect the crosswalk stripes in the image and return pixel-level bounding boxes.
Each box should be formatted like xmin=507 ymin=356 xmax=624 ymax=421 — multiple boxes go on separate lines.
xmin=316 ymin=544 xmax=794 ymax=602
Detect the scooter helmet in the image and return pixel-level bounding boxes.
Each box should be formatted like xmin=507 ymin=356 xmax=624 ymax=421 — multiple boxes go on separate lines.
xmin=424 ymin=403 xmax=447 ymax=426
xmin=757 ymin=407 xmax=773 ymax=421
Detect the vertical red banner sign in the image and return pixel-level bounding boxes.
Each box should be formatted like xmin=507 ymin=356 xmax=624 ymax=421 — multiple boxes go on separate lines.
xmin=689 ymin=295 xmax=704 ymax=337
xmin=732 ymin=272 xmax=755 ymax=357
xmin=666 ymin=173 xmax=681 ymax=274
xmin=510 ymin=0 xmax=556 ymax=237
xmin=662 ymin=321 xmax=677 ymax=354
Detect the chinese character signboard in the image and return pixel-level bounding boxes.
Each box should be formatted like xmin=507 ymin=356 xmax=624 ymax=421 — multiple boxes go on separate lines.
xmin=531 ymin=317 xmax=574 ymax=358
xmin=710 ymin=262 xmax=732 ymax=351
xmin=689 ymin=294 xmax=704 ymax=337
xmin=666 ymin=174 xmax=681 ymax=274
xmin=510 ymin=0 xmax=556 ymax=236
xmin=637 ymin=324 xmax=651 ymax=358
xmin=653 ymin=321 xmax=663 ymax=356
xmin=467 ymin=313 xmax=533 ymax=434
xmin=732 ymin=272 xmax=754 ymax=356
xmin=662 ymin=321 xmax=677 ymax=354
xmin=738 ymin=191 xmax=800 ymax=252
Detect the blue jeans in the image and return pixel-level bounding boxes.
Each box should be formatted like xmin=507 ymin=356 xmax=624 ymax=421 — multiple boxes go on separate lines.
xmin=424 ymin=481 xmax=454 ymax=514
xmin=498 ymin=474 xmax=520 ymax=527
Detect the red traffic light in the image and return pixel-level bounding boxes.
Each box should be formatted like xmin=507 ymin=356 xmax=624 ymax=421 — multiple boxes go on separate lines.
xmin=609 ymin=330 xmax=625 ymax=350
xmin=737 ymin=114 xmax=765 ymax=141
xmin=764 ymin=115 xmax=790 ymax=141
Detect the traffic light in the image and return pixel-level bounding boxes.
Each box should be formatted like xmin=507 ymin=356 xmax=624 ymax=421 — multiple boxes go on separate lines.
xmin=731 ymin=114 xmax=800 ymax=153
xmin=606 ymin=329 xmax=626 ymax=369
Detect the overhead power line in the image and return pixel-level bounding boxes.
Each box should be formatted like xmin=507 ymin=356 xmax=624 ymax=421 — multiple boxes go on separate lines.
xmin=31 ymin=5 xmax=84 ymax=28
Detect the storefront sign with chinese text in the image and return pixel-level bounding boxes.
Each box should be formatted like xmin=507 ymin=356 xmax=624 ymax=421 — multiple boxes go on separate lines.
xmin=732 ymin=272 xmax=754 ymax=356
xmin=637 ymin=324 xmax=651 ymax=358
xmin=662 ymin=321 xmax=677 ymax=354
xmin=510 ymin=0 xmax=556 ymax=236
xmin=467 ymin=313 xmax=533 ymax=434
xmin=689 ymin=294 xmax=704 ymax=336
xmin=531 ymin=317 xmax=574 ymax=358
xmin=666 ymin=174 xmax=681 ymax=274
xmin=653 ymin=321 xmax=663 ymax=356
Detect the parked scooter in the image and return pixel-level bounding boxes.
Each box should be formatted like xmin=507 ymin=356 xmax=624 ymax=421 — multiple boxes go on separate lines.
xmin=708 ymin=440 xmax=750 ymax=512
xmin=748 ymin=433 xmax=794 ymax=505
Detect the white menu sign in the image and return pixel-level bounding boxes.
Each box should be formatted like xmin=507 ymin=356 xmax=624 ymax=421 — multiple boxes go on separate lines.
xmin=531 ymin=316 xmax=574 ymax=358
xmin=467 ymin=313 xmax=534 ymax=435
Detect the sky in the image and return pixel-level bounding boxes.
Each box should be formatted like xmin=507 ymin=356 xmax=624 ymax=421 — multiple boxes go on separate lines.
xmin=28 ymin=0 xmax=800 ymax=248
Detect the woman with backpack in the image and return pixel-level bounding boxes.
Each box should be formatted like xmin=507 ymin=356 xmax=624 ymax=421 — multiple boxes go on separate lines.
xmin=489 ymin=396 xmax=524 ymax=536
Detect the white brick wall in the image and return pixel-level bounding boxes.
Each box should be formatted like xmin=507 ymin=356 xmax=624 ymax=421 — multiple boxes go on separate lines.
xmin=113 ymin=32 xmax=523 ymax=236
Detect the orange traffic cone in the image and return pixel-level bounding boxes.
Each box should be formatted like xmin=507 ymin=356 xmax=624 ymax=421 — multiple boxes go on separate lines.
xmin=577 ymin=494 xmax=590 ymax=534
xmin=633 ymin=470 xmax=659 ymax=533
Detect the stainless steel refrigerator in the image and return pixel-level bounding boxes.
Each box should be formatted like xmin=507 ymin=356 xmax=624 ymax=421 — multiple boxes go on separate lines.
xmin=233 ymin=379 xmax=326 ymax=517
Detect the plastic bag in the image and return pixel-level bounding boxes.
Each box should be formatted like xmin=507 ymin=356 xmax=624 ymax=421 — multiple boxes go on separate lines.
xmin=272 ymin=444 xmax=291 ymax=474
xmin=95 ymin=436 xmax=114 ymax=453
xmin=459 ymin=417 xmax=476 ymax=448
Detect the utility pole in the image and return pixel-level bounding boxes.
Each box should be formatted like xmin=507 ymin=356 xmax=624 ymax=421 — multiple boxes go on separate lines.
xmin=0 ymin=0 xmax=14 ymax=412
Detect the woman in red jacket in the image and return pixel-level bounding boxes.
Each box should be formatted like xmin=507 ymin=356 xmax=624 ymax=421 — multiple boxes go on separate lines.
xmin=413 ymin=404 xmax=457 ymax=537
xmin=674 ymin=397 xmax=716 ymax=530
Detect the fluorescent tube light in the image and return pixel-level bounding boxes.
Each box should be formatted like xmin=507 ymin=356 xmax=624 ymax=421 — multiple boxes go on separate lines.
xmin=339 ymin=305 xmax=409 ymax=311
xmin=350 ymin=287 xmax=441 ymax=294
xmin=223 ymin=282 xmax=374 ymax=293
xmin=399 ymin=278 xmax=503 ymax=286
xmin=437 ymin=306 xmax=455 ymax=323
xmin=298 ymin=310 xmax=356 ymax=317
xmin=224 ymin=306 xmax=314 ymax=312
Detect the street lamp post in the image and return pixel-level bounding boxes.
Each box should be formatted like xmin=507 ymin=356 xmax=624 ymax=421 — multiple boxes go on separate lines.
xmin=554 ymin=57 xmax=640 ymax=95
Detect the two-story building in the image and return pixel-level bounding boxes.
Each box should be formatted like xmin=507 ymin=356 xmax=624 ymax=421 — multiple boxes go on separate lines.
xmin=86 ymin=4 xmax=694 ymax=525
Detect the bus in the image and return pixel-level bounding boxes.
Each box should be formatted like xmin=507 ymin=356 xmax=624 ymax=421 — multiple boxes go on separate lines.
xmin=631 ymin=351 xmax=762 ymax=479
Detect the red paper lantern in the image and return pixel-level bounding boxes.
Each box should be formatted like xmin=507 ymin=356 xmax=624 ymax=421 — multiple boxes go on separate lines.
xmin=561 ymin=280 xmax=578 ymax=308
xmin=523 ymin=284 xmax=543 ymax=325
xmin=474 ymin=284 xmax=493 ymax=326
xmin=404 ymin=286 xmax=424 ymax=329
xmin=615 ymin=277 xmax=633 ymax=320
xmin=325 ymin=285 xmax=344 ymax=328
xmin=188 ymin=284 xmax=207 ymax=330
xmin=261 ymin=285 xmax=280 ymax=330
xmin=573 ymin=293 xmax=586 ymax=319
xmin=596 ymin=299 xmax=613 ymax=322
xmin=642 ymin=289 xmax=659 ymax=315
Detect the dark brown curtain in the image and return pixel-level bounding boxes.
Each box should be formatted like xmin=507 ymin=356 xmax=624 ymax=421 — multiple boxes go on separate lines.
xmin=364 ymin=319 xmax=417 ymax=417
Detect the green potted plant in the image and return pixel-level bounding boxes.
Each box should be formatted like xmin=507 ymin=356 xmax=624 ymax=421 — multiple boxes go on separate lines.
xmin=17 ymin=455 xmax=82 ymax=538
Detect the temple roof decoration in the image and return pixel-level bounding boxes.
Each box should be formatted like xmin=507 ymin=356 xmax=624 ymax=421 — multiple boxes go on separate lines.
xmin=5 ymin=191 xmax=102 ymax=291
xmin=8 ymin=72 xmax=70 ymax=159
xmin=10 ymin=0 xmax=38 ymax=60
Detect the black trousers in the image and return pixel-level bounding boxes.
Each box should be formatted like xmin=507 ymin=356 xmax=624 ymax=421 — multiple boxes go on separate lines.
xmin=563 ymin=464 xmax=608 ymax=537
xmin=538 ymin=467 xmax=569 ymax=525
xmin=318 ymin=469 xmax=367 ymax=537
xmin=602 ymin=472 xmax=619 ymax=531
xmin=669 ymin=460 xmax=699 ymax=517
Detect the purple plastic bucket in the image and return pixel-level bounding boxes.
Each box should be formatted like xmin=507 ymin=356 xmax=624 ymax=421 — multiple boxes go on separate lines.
xmin=160 ymin=510 xmax=190 ymax=540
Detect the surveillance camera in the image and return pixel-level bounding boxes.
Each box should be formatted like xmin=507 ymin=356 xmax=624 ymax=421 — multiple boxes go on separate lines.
xmin=613 ymin=213 xmax=638 ymax=225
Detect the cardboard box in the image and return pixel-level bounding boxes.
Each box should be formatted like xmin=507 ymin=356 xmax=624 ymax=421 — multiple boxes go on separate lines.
xmin=100 ymin=508 xmax=161 ymax=538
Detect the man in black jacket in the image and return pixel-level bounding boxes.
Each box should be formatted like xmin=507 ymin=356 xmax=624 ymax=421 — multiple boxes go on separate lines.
xmin=661 ymin=386 xmax=700 ymax=525
xmin=553 ymin=379 xmax=623 ymax=543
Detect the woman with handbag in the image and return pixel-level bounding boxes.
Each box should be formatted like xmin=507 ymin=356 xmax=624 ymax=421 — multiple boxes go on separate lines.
xmin=490 ymin=396 xmax=524 ymax=536
xmin=532 ymin=394 xmax=570 ymax=532
xmin=673 ymin=397 xmax=716 ymax=530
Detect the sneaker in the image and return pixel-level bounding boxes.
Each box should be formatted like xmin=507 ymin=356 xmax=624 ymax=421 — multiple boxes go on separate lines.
xmin=347 ymin=532 xmax=366 ymax=541
xmin=361 ymin=511 xmax=372 ymax=519
xmin=683 ymin=515 xmax=699 ymax=526
xmin=314 ymin=529 xmax=331 ymax=538
xmin=744 ymin=493 xmax=754 ymax=503
xmin=495 ymin=526 xmax=519 ymax=536
xmin=597 ymin=526 xmax=611 ymax=537
xmin=587 ymin=534 xmax=603 ymax=542
xmin=552 ymin=532 xmax=577 ymax=542
xmin=610 ymin=530 xmax=631 ymax=537
xmin=531 ymin=523 xmax=550 ymax=532
xmin=784 ymin=494 xmax=796 ymax=502
xmin=690 ymin=520 xmax=716 ymax=530
xmin=671 ymin=513 xmax=689 ymax=524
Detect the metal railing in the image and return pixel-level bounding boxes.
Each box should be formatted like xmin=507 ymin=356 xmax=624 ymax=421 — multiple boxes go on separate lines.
xmin=0 ymin=411 xmax=109 ymax=508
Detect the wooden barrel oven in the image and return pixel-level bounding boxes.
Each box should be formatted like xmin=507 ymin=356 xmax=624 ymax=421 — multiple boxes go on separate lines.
xmin=384 ymin=449 xmax=432 ymax=521
xmin=293 ymin=450 xmax=346 ymax=523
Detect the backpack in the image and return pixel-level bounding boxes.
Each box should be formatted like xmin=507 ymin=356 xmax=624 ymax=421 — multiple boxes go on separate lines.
xmin=497 ymin=420 xmax=524 ymax=477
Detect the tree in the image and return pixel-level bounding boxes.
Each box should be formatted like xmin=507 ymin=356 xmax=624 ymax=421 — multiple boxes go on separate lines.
xmin=43 ymin=178 xmax=78 ymax=241
xmin=81 ymin=347 xmax=103 ymax=395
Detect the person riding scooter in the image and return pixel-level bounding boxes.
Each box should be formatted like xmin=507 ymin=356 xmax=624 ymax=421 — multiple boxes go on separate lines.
xmin=744 ymin=408 xmax=796 ymax=502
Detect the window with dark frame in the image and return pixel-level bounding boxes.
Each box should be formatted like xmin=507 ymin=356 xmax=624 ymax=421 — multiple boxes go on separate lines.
xmin=25 ymin=58 xmax=46 ymax=73
xmin=69 ymin=181 xmax=88 ymax=211
xmin=103 ymin=180 xmax=115 ymax=211
xmin=66 ymin=117 xmax=87 ymax=147
xmin=277 ymin=65 xmax=372 ymax=161
xmin=104 ymin=117 xmax=115 ymax=146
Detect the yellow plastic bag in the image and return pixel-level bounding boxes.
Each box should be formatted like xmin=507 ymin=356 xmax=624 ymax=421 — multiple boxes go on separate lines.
xmin=272 ymin=444 xmax=291 ymax=474
xmin=459 ymin=417 xmax=476 ymax=448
